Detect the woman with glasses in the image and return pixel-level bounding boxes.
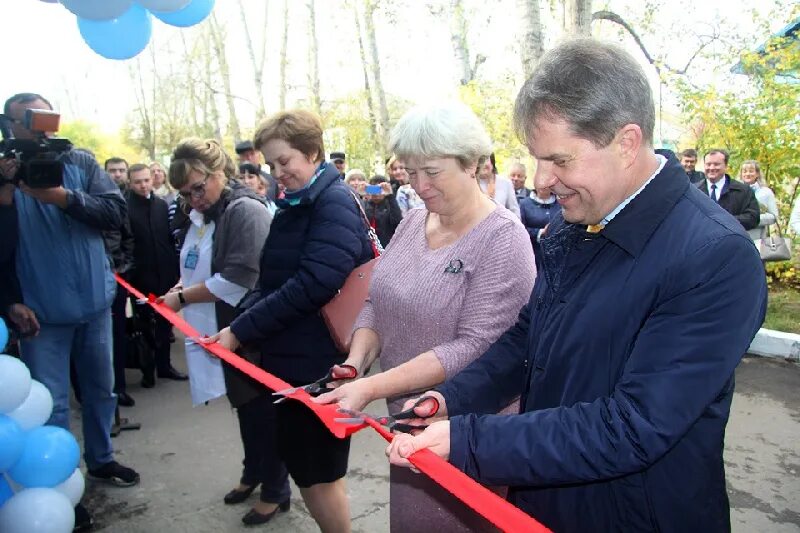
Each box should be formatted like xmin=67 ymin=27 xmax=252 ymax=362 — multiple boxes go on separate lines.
xmin=156 ymin=138 xmax=288 ymax=527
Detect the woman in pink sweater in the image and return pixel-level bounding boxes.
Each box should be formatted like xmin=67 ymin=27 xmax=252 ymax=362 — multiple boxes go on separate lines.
xmin=315 ymin=103 xmax=536 ymax=531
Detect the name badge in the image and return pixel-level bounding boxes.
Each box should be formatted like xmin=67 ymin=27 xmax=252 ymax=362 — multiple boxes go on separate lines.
xmin=184 ymin=247 xmax=199 ymax=270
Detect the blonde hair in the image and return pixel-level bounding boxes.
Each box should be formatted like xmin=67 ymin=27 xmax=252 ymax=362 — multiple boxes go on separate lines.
xmin=149 ymin=161 xmax=172 ymax=190
xmin=739 ymin=160 xmax=764 ymax=186
xmin=168 ymin=138 xmax=236 ymax=189
xmin=386 ymin=155 xmax=399 ymax=175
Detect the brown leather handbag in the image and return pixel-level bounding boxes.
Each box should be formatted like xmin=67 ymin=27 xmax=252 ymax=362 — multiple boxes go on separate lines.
xmin=321 ymin=191 xmax=383 ymax=352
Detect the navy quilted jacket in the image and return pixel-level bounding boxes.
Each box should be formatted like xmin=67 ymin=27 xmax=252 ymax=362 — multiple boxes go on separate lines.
xmin=230 ymin=163 xmax=373 ymax=384
xmin=438 ymin=152 xmax=767 ymax=532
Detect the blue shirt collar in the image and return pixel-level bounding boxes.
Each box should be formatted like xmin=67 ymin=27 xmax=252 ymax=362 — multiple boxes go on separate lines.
xmin=600 ymin=154 xmax=666 ymax=226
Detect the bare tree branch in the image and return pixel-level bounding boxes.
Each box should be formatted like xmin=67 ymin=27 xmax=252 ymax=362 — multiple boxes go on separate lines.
xmin=592 ymin=10 xmax=720 ymax=76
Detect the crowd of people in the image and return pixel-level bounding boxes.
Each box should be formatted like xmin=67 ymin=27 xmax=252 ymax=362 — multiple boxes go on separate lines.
xmin=0 ymin=35 xmax=795 ymax=533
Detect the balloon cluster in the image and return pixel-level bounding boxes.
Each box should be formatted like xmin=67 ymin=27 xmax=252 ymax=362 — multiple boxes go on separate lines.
xmin=0 ymin=319 xmax=83 ymax=533
xmin=41 ymin=0 xmax=216 ymax=60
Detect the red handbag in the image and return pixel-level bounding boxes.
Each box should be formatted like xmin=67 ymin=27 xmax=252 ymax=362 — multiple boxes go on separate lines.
xmin=321 ymin=191 xmax=383 ymax=352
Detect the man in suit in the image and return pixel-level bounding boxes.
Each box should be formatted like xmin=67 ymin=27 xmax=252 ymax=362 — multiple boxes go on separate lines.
xmin=698 ymin=149 xmax=760 ymax=231
xmin=509 ymin=162 xmax=532 ymax=202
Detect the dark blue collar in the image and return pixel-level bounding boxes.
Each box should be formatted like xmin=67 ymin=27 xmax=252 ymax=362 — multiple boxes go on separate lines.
xmin=275 ymin=162 xmax=339 ymax=209
xmin=597 ymin=149 xmax=689 ymax=257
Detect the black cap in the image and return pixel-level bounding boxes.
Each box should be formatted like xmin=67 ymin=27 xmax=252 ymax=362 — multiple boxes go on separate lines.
xmin=239 ymin=162 xmax=260 ymax=175
xmin=235 ymin=140 xmax=255 ymax=154
xmin=330 ymin=151 xmax=346 ymax=162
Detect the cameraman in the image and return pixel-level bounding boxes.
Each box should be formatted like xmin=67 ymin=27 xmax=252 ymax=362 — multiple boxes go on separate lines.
xmin=0 ymin=93 xmax=140 ymax=527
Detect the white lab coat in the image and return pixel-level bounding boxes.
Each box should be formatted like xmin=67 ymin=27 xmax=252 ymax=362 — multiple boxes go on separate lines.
xmin=179 ymin=210 xmax=227 ymax=405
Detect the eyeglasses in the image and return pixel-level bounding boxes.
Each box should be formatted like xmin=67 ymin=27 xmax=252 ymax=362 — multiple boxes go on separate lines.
xmin=178 ymin=175 xmax=209 ymax=200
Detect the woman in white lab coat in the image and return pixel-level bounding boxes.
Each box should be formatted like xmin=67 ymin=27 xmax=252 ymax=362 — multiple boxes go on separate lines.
xmin=158 ymin=138 xmax=290 ymax=526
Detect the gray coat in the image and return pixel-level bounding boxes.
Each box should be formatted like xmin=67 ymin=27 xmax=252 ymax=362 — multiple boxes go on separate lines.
xmin=208 ymin=185 xmax=273 ymax=407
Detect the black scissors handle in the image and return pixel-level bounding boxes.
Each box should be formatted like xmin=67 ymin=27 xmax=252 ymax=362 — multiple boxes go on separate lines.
xmin=307 ymin=364 xmax=358 ymax=395
xmin=391 ymin=395 xmax=440 ymax=421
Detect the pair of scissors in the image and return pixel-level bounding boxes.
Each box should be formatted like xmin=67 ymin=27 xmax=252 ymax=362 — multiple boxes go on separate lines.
xmin=335 ymin=395 xmax=440 ymax=433
xmin=272 ymin=364 xmax=358 ymax=403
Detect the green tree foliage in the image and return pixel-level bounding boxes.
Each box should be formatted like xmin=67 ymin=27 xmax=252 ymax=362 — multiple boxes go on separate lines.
xmin=459 ymin=80 xmax=532 ymax=174
xmin=321 ymin=90 xmax=412 ymax=175
xmin=677 ymin=33 xmax=800 ymax=222
xmin=59 ymin=120 xmax=143 ymax=165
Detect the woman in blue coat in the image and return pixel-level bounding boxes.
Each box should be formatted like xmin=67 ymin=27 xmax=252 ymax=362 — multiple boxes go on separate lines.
xmin=209 ymin=110 xmax=373 ymax=532
xmin=519 ymin=186 xmax=561 ymax=271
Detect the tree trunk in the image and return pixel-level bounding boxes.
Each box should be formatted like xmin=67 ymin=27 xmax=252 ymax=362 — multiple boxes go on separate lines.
xmin=237 ymin=0 xmax=269 ymax=120
xmin=450 ymin=0 xmax=471 ymax=84
xmin=203 ymin=26 xmax=223 ymax=142
xmin=352 ymin=0 xmax=380 ymax=158
xmin=565 ymin=0 xmax=592 ymax=36
xmin=131 ymin=57 xmax=156 ymax=160
xmin=519 ymin=0 xmax=544 ymax=79
xmin=279 ymin=0 xmax=289 ymax=110
xmin=180 ymin=32 xmax=200 ymax=133
xmin=364 ymin=0 xmax=389 ymax=152
xmin=307 ymin=0 xmax=321 ymax=115
xmin=209 ymin=13 xmax=241 ymax=142
xmin=448 ymin=0 xmax=484 ymax=85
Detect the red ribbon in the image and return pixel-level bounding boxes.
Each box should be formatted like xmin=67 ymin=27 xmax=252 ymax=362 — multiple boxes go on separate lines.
xmin=116 ymin=275 xmax=550 ymax=532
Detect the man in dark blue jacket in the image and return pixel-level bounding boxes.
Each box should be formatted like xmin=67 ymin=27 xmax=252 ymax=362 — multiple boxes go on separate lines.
xmin=387 ymin=40 xmax=767 ymax=532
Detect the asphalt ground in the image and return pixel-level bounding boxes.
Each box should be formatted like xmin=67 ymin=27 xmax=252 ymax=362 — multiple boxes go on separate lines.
xmin=73 ymin=350 xmax=799 ymax=532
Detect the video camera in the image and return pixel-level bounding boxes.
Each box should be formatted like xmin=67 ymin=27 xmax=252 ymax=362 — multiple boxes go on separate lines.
xmin=0 ymin=109 xmax=72 ymax=189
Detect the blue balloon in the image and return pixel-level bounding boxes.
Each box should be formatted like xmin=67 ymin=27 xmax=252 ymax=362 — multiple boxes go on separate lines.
xmin=78 ymin=3 xmax=152 ymax=61
xmin=0 ymin=415 xmax=24 ymax=473
xmin=0 ymin=476 xmax=12 ymax=507
xmin=7 ymin=426 xmax=79 ymax=488
xmin=0 ymin=318 xmax=8 ymax=353
xmin=152 ymin=0 xmax=214 ymax=27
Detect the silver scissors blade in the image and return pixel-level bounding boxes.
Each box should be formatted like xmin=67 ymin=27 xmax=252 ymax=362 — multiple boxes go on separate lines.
xmin=334 ymin=417 xmax=367 ymax=425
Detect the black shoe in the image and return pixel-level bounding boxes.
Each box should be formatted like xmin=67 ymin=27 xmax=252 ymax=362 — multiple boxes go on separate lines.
xmin=74 ymin=503 xmax=94 ymax=532
xmin=224 ymin=484 xmax=257 ymax=504
xmin=117 ymin=391 xmax=135 ymax=407
xmin=241 ymin=499 xmax=291 ymax=526
xmin=87 ymin=461 xmax=140 ymax=487
xmin=141 ymin=372 xmax=155 ymax=389
xmin=157 ymin=366 xmax=188 ymax=381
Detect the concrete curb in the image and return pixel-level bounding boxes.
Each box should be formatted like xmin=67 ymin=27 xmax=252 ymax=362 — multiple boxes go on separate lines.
xmin=748 ymin=328 xmax=800 ymax=361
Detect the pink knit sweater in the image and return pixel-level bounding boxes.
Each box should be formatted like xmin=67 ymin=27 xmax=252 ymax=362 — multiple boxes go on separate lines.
xmin=355 ymin=206 xmax=536 ymax=413
xmin=355 ymin=206 xmax=536 ymax=532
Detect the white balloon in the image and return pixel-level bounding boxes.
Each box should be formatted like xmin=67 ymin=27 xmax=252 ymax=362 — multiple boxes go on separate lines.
xmin=137 ymin=0 xmax=191 ymax=12
xmin=54 ymin=469 xmax=84 ymax=506
xmin=0 ymin=488 xmax=75 ymax=533
xmin=7 ymin=380 xmax=53 ymax=431
xmin=0 ymin=355 xmax=31 ymax=414
xmin=59 ymin=0 xmax=133 ymax=21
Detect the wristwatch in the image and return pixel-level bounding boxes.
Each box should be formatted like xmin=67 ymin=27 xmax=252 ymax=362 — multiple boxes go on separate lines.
xmin=177 ymin=290 xmax=187 ymax=306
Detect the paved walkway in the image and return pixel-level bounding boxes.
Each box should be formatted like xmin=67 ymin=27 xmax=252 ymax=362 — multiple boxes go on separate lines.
xmin=75 ymin=352 xmax=799 ymax=532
